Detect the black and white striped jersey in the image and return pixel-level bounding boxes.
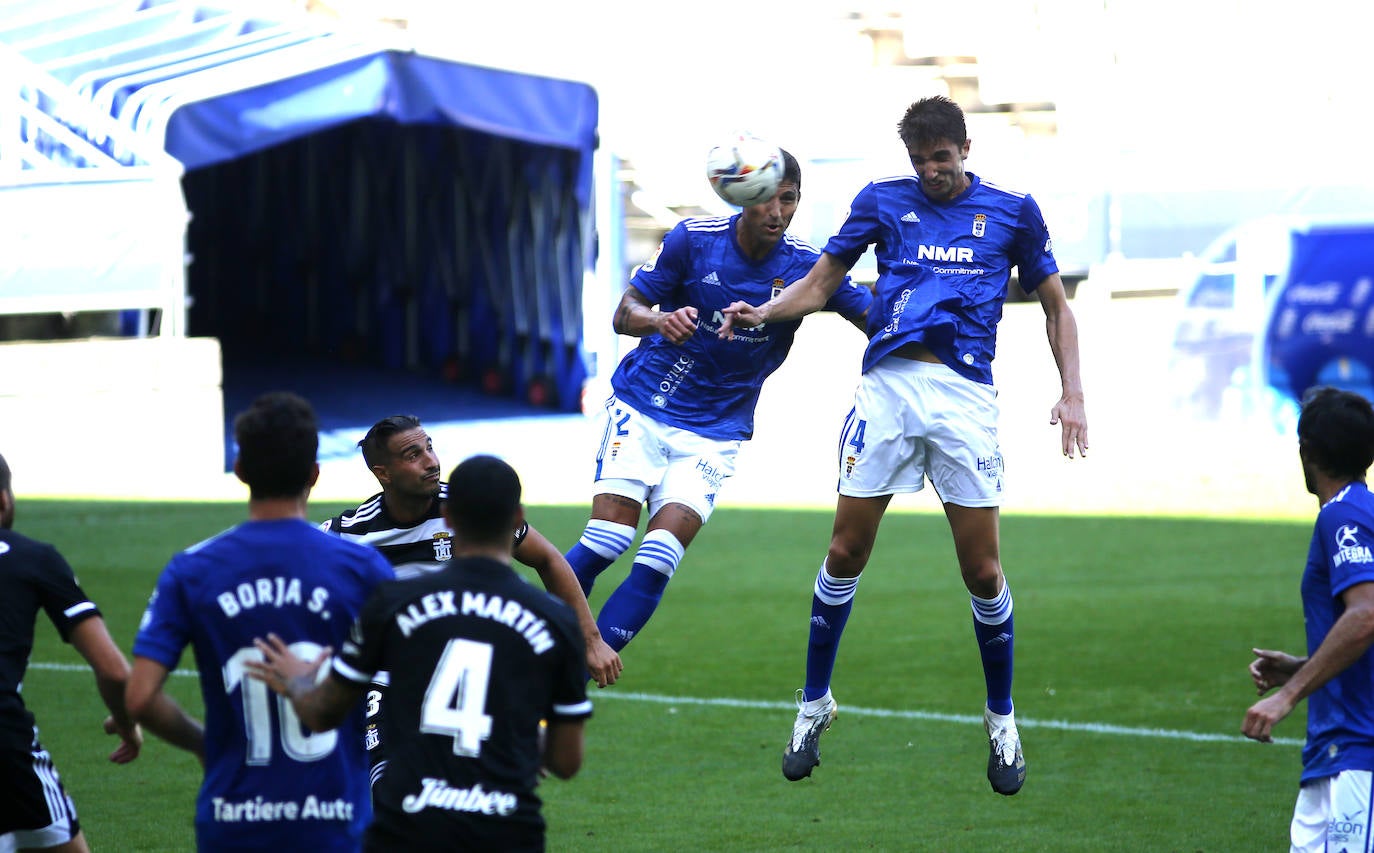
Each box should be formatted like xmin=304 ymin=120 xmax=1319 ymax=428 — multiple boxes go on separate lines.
xmin=321 ymin=483 xmax=529 ymax=580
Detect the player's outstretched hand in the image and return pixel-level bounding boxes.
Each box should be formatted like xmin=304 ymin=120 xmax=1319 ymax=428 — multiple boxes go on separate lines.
xmin=1049 ymin=392 xmax=1088 ymax=458
xmin=718 ymin=301 xmax=765 ymax=340
xmin=586 ymin=637 xmax=623 ymax=688
xmin=1242 ymin=648 xmax=1304 ymax=743
xmin=104 ymin=715 xmax=142 ymax=764
xmin=1248 ymin=647 xmax=1302 ymax=695
xmin=245 ymin=633 xmax=332 ymax=698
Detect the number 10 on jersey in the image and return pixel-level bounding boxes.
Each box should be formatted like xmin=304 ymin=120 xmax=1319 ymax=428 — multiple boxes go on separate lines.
xmin=225 ymin=641 xmax=339 ymax=765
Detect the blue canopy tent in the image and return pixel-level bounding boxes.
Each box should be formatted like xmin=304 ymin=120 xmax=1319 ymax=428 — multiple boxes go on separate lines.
xmin=4 ymin=1 xmax=601 ymax=432
xmin=157 ymin=48 xmax=598 ymax=414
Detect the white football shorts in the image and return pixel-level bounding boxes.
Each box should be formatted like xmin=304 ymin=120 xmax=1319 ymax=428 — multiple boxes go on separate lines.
xmin=837 ymin=357 xmax=1003 ymax=507
xmin=1290 ymin=769 xmax=1373 ymax=852
xmin=590 ymin=395 xmax=739 ymax=523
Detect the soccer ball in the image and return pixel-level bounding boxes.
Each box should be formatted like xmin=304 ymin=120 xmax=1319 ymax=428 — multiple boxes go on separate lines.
xmin=705 ymin=133 xmax=784 ymax=207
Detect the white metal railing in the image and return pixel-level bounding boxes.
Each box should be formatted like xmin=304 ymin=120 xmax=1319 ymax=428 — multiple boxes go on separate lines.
xmin=5 ymin=0 xmax=190 ymax=66
xmin=76 ymin=25 xmax=306 ymax=111
xmin=46 ymin=8 xmax=243 ymax=84
xmin=1 ymin=41 xmax=182 ymax=172
xmin=0 ymin=1 xmax=405 ymax=342
xmin=121 ymin=31 xmax=393 ymax=144
xmin=0 ymin=26 xmax=186 ymax=335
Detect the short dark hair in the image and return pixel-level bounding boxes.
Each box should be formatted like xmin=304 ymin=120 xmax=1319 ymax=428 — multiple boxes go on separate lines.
xmin=233 ymin=392 xmax=318 ymax=499
xmin=1297 ymin=386 xmax=1374 ymax=481
xmin=443 ymin=455 xmax=521 ymax=544
xmin=0 ymin=452 xmax=10 ymax=495
xmin=779 ymin=148 xmax=802 ymax=192
xmin=358 ymin=415 xmax=422 ymax=469
xmin=897 ymin=95 xmax=967 ymax=149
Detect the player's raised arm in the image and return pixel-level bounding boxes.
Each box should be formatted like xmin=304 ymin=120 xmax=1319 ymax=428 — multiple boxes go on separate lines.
xmin=515 ymin=525 xmax=623 ymax=687
xmin=718 ymin=252 xmax=850 ymax=339
xmin=613 ymin=285 xmax=698 ymax=345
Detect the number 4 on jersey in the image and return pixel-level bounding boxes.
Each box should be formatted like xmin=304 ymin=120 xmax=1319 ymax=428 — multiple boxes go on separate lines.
xmin=847 ymin=419 xmax=867 ymax=455
xmin=420 ymin=638 xmax=495 ymax=757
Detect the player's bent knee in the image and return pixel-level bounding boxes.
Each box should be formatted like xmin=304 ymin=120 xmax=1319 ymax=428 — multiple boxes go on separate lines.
xmin=825 ymin=543 xmax=871 ymax=575
xmin=959 ymin=562 xmax=1004 ymax=595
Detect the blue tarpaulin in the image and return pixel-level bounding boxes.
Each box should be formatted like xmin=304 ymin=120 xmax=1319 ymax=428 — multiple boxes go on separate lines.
xmin=162 ymin=50 xmax=598 ymax=204
xmin=151 ymin=46 xmax=600 ymax=419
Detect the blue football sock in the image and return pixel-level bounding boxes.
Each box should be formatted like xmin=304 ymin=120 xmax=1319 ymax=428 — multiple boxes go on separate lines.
xmin=971 ymin=582 xmax=1015 ymax=716
xmin=595 ymin=529 xmax=683 ymax=652
xmin=565 ymin=519 xmax=635 ymax=596
xmin=803 ymin=562 xmax=860 ymax=703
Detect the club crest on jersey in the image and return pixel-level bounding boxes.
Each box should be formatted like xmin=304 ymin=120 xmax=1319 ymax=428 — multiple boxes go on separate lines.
xmin=610 ymin=440 xmax=621 ymax=460
xmin=972 ymin=213 xmax=987 ymax=238
xmin=844 ymin=455 xmax=857 ymax=478
xmin=1334 ymin=523 xmax=1373 ymax=567
xmin=770 ymin=278 xmax=786 ymax=300
xmin=433 ymin=531 xmax=453 ymax=562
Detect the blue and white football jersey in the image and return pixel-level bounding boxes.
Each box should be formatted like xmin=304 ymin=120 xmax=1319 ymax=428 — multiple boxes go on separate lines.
xmin=1299 ymin=481 xmax=1374 ymax=783
xmin=612 ymin=214 xmax=872 ymax=441
xmin=133 ymin=519 xmax=395 ymax=852
xmin=824 ymin=172 xmax=1058 ymax=384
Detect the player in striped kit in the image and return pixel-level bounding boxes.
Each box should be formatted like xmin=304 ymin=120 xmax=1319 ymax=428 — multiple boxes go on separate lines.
xmin=322 ymin=416 xmax=618 ymax=786
xmin=562 ymin=148 xmax=872 ymax=663
xmin=721 ymin=96 xmax=1088 ymax=794
xmin=249 ymin=455 xmax=590 ymax=852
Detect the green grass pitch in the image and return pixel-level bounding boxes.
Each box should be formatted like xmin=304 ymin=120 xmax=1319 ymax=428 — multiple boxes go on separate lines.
xmin=18 ymin=500 xmax=1308 ymax=851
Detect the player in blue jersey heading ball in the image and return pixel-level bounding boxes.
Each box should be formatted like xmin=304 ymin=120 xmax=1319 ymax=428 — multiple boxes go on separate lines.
xmin=563 ymin=148 xmax=872 ymax=661
xmin=1243 ymin=387 xmax=1374 ymax=852
xmin=721 ymin=96 xmax=1089 ymax=795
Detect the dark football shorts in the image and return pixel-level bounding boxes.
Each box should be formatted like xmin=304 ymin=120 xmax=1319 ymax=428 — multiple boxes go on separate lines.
xmin=0 ymin=732 xmax=80 ymax=848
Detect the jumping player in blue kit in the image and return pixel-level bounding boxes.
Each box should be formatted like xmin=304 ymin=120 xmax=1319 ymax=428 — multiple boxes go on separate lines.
xmin=721 ymin=96 xmax=1088 ymax=794
xmin=563 ymin=148 xmax=872 ymax=659
xmin=1243 ymin=387 xmax=1374 ymax=852
xmin=127 ymin=393 xmax=395 ymax=851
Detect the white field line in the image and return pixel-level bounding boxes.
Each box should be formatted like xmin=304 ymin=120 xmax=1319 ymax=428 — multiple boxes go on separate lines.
xmin=28 ymin=661 xmax=1302 ymax=748
xmin=595 ymin=690 xmax=1304 ymax=747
